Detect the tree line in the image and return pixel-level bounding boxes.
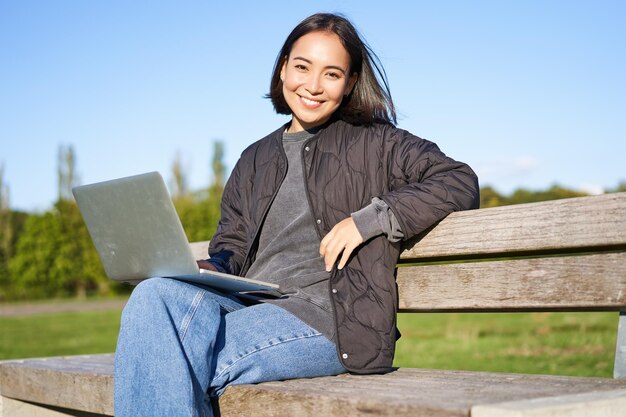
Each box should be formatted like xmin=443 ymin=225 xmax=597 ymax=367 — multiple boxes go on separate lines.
xmin=0 ymin=146 xmax=624 ymax=301
xmin=0 ymin=143 xmax=225 ymax=301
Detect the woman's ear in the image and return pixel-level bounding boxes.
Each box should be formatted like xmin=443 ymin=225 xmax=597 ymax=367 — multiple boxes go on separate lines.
xmin=280 ymin=56 xmax=288 ymax=82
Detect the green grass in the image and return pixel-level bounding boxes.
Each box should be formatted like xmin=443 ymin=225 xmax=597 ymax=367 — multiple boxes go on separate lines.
xmin=0 ymin=309 xmax=122 ymax=359
xmin=394 ymin=311 xmax=618 ymax=377
xmin=0 ymin=307 xmax=618 ymax=378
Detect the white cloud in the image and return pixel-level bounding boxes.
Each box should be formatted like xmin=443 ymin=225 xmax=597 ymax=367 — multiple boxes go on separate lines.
xmin=475 ymin=156 xmax=540 ymax=179
xmin=578 ymin=183 xmax=605 ymax=195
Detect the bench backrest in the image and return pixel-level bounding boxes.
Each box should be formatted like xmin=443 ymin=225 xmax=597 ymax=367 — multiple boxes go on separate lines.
xmin=397 ymin=192 xmax=626 ymax=312
xmin=191 ymin=192 xmax=626 ymax=313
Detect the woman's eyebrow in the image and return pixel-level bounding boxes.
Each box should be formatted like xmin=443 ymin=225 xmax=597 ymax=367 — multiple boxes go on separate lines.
xmin=292 ymin=56 xmax=347 ymax=74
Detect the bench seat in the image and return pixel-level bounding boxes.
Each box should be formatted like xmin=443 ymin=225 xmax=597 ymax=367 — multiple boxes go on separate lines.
xmin=2 ymin=354 xmax=626 ymax=417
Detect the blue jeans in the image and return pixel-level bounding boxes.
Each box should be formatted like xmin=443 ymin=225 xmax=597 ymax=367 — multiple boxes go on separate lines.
xmin=114 ymin=277 xmax=346 ymax=417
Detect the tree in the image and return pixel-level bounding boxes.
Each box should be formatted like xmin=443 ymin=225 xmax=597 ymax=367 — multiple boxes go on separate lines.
xmin=206 ymin=140 xmax=226 ymax=237
xmin=212 ymin=141 xmax=225 ymax=188
xmin=0 ymin=163 xmax=12 ymax=299
xmin=8 ymin=211 xmax=63 ymax=299
xmin=8 ymin=201 xmax=111 ymax=300
xmin=8 ymin=145 xmax=115 ymax=300
xmin=479 ymin=186 xmax=504 ymax=208
xmin=479 ymin=183 xmax=589 ymax=208
xmin=55 ymin=144 xmax=92 ymax=297
xmin=171 ymin=150 xmax=189 ymax=199
xmin=506 ymin=185 xmax=587 ymax=205
xmin=173 ymin=140 xmax=225 ymax=243
xmin=57 ymin=144 xmax=78 ymax=202
xmin=54 ymin=199 xmax=107 ymax=298
xmin=608 ymin=181 xmax=626 ymax=193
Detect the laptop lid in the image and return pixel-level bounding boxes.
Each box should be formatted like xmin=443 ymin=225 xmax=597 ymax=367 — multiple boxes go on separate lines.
xmin=73 ymin=172 xmax=199 ymax=283
xmin=73 ymin=172 xmax=280 ymax=293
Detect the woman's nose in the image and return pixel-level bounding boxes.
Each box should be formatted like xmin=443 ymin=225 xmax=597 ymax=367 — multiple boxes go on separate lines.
xmin=305 ymin=74 xmax=323 ymax=94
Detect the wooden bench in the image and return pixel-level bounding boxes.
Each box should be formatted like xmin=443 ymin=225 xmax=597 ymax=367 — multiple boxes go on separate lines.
xmin=2 ymin=192 xmax=626 ymax=416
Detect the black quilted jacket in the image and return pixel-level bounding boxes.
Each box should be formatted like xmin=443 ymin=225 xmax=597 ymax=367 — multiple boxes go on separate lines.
xmin=208 ymin=118 xmax=479 ymax=374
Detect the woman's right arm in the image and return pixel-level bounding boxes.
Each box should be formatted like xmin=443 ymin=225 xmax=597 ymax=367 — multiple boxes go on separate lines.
xmin=205 ymin=160 xmax=249 ymax=276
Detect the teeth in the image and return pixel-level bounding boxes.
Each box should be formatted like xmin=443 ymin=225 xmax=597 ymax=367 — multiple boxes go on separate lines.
xmin=302 ymin=97 xmax=320 ymax=105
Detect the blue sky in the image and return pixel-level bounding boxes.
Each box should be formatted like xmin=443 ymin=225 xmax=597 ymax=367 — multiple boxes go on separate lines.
xmin=1 ymin=1 xmax=625 ymax=212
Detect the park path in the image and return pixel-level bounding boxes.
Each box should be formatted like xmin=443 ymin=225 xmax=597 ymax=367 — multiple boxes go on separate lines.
xmin=0 ymin=298 xmax=128 ymax=317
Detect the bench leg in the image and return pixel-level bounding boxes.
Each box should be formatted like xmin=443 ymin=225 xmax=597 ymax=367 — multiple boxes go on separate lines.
xmin=615 ymin=311 xmax=626 ymax=379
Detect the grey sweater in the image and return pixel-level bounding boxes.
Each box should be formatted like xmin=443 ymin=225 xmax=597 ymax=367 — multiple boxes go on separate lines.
xmin=244 ymin=128 xmax=402 ymax=341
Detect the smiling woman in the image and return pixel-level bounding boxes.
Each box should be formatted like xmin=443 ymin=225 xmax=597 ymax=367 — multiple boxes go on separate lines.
xmin=267 ymin=12 xmax=396 ymax=127
xmin=280 ymin=32 xmax=358 ymax=133
xmin=114 ymin=12 xmax=479 ymax=417
xmin=279 ymin=31 xmax=357 ymax=132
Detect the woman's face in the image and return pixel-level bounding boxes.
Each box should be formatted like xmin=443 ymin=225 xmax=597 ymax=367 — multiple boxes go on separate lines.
xmin=281 ymin=31 xmax=357 ymax=132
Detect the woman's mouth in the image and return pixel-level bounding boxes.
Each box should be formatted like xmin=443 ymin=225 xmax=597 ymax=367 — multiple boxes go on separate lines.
xmin=299 ymin=96 xmax=323 ymax=109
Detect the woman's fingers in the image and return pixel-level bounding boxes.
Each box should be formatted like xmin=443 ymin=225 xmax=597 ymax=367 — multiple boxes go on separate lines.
xmin=319 ymin=217 xmax=364 ymax=271
xmin=337 ymin=242 xmax=356 ymax=270
xmin=320 ymin=235 xmax=344 ymax=271
xmin=197 ymin=260 xmax=218 ymax=271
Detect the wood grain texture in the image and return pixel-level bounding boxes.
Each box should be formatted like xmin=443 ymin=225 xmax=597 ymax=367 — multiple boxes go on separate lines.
xmin=400 ymin=193 xmax=626 ymax=260
xmin=471 ymin=389 xmax=626 ymax=417
xmin=217 ymin=368 xmax=626 ymax=417
xmin=0 ymin=396 xmax=104 ymax=417
xmin=397 ymin=252 xmax=626 ymax=312
xmin=190 ymin=241 xmax=210 ymax=261
xmin=0 ymin=355 xmax=114 ymax=416
xmin=3 ymin=355 xmax=626 ymax=417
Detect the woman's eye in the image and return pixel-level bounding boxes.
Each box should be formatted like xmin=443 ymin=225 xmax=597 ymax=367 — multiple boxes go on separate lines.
xmin=326 ymin=72 xmax=340 ymax=79
xmin=295 ymin=64 xmax=307 ymax=71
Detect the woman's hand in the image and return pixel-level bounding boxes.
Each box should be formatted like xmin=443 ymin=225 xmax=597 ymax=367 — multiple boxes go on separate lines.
xmin=197 ymin=260 xmax=218 ymax=272
xmin=319 ymin=217 xmax=364 ymax=272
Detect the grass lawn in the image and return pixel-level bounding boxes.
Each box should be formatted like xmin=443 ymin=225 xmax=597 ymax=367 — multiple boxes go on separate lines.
xmin=0 ymin=309 xmax=122 ymax=359
xmin=0 ymin=306 xmax=618 ymax=378
xmin=394 ymin=311 xmax=618 ymax=377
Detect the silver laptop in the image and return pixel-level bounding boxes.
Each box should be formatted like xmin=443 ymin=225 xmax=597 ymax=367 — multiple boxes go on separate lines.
xmin=72 ymin=172 xmax=279 ymax=293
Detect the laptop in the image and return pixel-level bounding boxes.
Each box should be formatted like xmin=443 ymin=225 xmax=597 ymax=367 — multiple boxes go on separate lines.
xmin=72 ymin=171 xmax=279 ymax=294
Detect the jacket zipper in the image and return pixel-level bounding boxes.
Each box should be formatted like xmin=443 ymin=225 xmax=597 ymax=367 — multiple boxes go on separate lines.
xmin=300 ymin=135 xmax=324 ymax=240
xmin=299 ymin=133 xmax=347 ymax=364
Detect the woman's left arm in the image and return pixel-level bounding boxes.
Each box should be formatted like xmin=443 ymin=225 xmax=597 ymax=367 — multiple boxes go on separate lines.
xmin=320 ymin=127 xmax=479 ymax=270
xmin=378 ymin=128 xmax=480 ymax=240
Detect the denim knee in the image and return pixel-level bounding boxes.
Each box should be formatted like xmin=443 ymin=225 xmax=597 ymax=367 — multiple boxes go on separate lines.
xmin=131 ymin=277 xmax=176 ymax=300
xmin=122 ymin=278 xmax=169 ymax=317
xmin=122 ymin=278 xmax=209 ymax=332
xmin=121 ymin=278 xmax=246 ymax=330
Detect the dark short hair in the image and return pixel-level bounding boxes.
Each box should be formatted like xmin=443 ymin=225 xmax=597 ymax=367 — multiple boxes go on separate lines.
xmin=267 ymin=13 xmax=396 ymax=126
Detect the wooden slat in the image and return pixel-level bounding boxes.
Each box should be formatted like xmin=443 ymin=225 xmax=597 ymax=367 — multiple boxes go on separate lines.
xmin=190 ymin=241 xmax=210 ymax=261
xmin=472 ymin=389 xmax=626 ymax=417
xmin=218 ymin=368 xmax=626 ymax=417
xmin=400 ymin=193 xmax=626 ymax=261
xmin=0 ymin=396 xmax=104 ymax=417
xmin=397 ymin=252 xmax=626 ymax=312
xmin=0 ymin=355 xmax=114 ymax=416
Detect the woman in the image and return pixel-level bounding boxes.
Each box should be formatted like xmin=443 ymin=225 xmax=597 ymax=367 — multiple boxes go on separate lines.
xmin=115 ymin=12 xmax=479 ymax=417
